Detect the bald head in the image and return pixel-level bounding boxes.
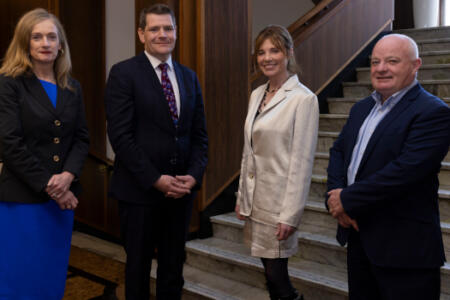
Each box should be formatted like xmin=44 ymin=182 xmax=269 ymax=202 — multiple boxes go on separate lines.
xmin=377 ymin=33 xmax=419 ymax=60
xmin=370 ymin=33 xmax=422 ymax=101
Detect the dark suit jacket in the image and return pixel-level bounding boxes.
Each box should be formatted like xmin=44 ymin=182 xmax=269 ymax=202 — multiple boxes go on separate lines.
xmin=105 ymin=53 xmax=208 ymax=204
xmin=327 ymin=83 xmax=450 ymax=268
xmin=0 ymin=74 xmax=89 ymax=203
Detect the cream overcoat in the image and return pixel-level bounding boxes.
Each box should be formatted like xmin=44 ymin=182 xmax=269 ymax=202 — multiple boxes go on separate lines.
xmin=237 ymin=75 xmax=319 ymax=232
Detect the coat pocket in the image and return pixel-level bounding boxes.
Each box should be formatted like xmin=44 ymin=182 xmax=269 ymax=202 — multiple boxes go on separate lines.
xmin=253 ymin=172 xmax=287 ymax=214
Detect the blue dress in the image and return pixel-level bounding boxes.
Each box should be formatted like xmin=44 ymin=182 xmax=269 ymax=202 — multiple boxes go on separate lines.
xmin=0 ymin=81 xmax=74 ymax=300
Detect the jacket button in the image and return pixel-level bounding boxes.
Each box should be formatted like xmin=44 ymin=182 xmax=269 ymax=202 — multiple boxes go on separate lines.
xmin=53 ymin=155 xmax=60 ymax=162
xmin=54 ymin=120 xmax=61 ymax=127
xmin=248 ymin=174 xmax=254 ymax=179
xmin=53 ymin=137 xmax=60 ymax=144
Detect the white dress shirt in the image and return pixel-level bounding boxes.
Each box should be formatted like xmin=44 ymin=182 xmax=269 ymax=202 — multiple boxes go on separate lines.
xmin=144 ymin=51 xmax=181 ymax=116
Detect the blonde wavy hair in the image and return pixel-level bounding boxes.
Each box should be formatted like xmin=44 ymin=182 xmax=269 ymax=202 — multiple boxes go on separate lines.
xmin=0 ymin=8 xmax=73 ymax=89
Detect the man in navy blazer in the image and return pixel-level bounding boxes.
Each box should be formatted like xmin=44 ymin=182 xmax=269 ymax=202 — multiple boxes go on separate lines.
xmin=105 ymin=4 xmax=208 ymax=299
xmin=327 ymin=34 xmax=450 ymax=299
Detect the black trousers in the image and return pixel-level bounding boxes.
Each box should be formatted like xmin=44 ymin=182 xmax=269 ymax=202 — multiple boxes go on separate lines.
xmin=119 ymin=194 xmax=193 ymax=300
xmin=347 ymin=231 xmax=441 ymax=300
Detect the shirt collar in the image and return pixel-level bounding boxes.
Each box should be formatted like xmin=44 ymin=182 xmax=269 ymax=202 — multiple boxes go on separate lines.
xmin=371 ymin=79 xmax=418 ymax=108
xmin=144 ymin=51 xmax=174 ymax=72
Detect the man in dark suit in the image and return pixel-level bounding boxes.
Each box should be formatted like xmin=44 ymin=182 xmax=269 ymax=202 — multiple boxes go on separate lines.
xmin=326 ymin=33 xmax=450 ymax=299
xmin=104 ymin=4 xmax=208 ymax=299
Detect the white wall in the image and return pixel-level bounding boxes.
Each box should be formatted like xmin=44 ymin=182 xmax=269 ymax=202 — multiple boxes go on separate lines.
xmin=252 ymin=0 xmax=315 ymax=48
xmin=105 ymin=0 xmax=135 ymax=160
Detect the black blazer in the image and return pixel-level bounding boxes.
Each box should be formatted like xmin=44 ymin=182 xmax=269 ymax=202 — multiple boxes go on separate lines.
xmin=105 ymin=53 xmax=208 ymax=204
xmin=327 ymin=84 xmax=450 ymax=268
xmin=0 ymin=74 xmax=89 ymax=204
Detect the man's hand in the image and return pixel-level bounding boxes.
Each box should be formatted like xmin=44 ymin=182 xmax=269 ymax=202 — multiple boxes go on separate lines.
xmin=327 ymin=188 xmax=359 ymax=231
xmin=327 ymin=188 xmax=344 ymax=217
xmin=276 ymin=223 xmax=296 ymax=241
xmin=175 ymin=175 xmax=196 ymax=190
xmin=235 ymin=204 xmax=246 ymax=220
xmin=46 ymin=171 xmax=75 ymax=199
xmin=154 ymin=175 xmax=191 ymax=198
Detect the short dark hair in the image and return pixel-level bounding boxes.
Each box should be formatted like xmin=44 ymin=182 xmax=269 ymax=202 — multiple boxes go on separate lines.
xmin=138 ymin=3 xmax=176 ymax=29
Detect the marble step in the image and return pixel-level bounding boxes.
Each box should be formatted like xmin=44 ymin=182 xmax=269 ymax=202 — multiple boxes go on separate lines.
xmin=327 ymin=97 xmax=450 ymax=114
xmin=419 ymin=50 xmax=450 ymax=65
xmin=319 ymin=114 xmax=347 ymax=132
xmin=309 ymin=172 xmax=450 ymax=222
xmin=211 ymin=212 xmax=347 ymax=269
xmin=206 ymin=215 xmax=450 ymax=297
xmin=313 ymin=152 xmax=450 ymax=186
xmin=316 ymin=131 xmax=338 ymax=153
xmin=416 ymin=37 xmax=450 ymax=52
xmin=186 ymin=237 xmax=348 ymax=300
xmin=357 ymin=64 xmax=450 ymax=81
xmin=342 ymin=80 xmax=450 ymax=98
xmin=396 ymin=26 xmax=450 ymax=41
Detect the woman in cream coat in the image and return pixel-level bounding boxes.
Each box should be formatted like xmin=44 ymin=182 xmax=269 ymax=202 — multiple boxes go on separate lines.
xmin=235 ymin=25 xmax=318 ymax=300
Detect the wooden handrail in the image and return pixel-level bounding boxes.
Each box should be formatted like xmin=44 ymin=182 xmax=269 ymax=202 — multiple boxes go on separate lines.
xmin=287 ymin=0 xmax=337 ymax=36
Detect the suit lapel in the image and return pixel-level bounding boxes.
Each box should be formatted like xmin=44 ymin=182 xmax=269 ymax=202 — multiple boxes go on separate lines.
xmin=23 ymin=74 xmax=57 ymax=116
xmin=137 ymin=53 xmax=175 ymax=131
xmin=356 ymin=84 xmax=420 ymax=176
xmin=246 ymin=85 xmax=265 ymax=151
xmin=55 ymin=85 xmax=68 ymax=115
xmin=174 ymin=62 xmax=187 ymax=128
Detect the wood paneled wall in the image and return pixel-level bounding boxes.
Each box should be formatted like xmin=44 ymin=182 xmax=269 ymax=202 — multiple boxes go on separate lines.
xmin=202 ymin=0 xmax=250 ymax=208
xmin=294 ymin=0 xmax=394 ymax=94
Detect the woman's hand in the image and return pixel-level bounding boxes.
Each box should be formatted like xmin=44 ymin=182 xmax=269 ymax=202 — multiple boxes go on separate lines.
xmin=46 ymin=171 xmax=75 ymax=199
xmin=276 ymin=223 xmax=296 ymax=240
xmin=235 ymin=204 xmax=246 ymax=220
xmin=54 ymin=190 xmax=78 ymax=210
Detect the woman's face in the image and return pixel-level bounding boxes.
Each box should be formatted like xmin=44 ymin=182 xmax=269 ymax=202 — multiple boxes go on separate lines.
xmin=256 ymin=38 xmax=288 ymax=79
xmin=29 ymin=19 xmax=61 ymax=66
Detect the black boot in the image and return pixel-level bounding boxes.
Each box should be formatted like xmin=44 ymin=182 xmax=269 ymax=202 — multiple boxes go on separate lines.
xmin=279 ymin=289 xmax=304 ymax=300
xmin=266 ymin=281 xmax=278 ymax=300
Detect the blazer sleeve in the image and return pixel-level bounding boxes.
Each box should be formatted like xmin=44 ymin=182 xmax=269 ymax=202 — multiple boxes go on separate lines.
xmin=279 ymin=93 xmax=319 ymax=228
xmin=62 ymin=81 xmax=89 ymax=179
xmin=105 ymin=64 xmax=161 ymax=190
xmin=186 ymin=73 xmax=208 ymax=187
xmin=0 ymin=76 xmax=52 ymax=192
xmin=341 ymin=103 xmax=450 ymax=218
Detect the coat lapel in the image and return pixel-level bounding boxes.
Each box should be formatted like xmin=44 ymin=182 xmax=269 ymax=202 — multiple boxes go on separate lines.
xmin=55 ymin=85 xmax=68 ymax=115
xmin=356 ymin=84 xmax=420 ymax=176
xmin=245 ymin=85 xmax=265 ymax=150
xmin=23 ymin=74 xmax=57 ymax=116
xmin=174 ymin=62 xmax=187 ymax=128
xmin=137 ymin=53 xmax=175 ymax=131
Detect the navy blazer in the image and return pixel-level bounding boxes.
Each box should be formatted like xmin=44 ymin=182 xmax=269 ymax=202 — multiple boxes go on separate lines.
xmin=105 ymin=53 xmax=208 ymax=204
xmin=0 ymin=74 xmax=89 ymax=203
xmin=327 ymin=83 xmax=450 ymax=268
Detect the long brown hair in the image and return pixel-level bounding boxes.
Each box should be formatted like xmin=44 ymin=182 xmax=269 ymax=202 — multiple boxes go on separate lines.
xmin=253 ymin=25 xmax=298 ymax=74
xmin=0 ymin=8 xmax=73 ymax=89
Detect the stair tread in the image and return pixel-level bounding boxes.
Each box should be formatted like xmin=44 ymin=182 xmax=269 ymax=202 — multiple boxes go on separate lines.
xmin=343 ymin=79 xmax=450 ymax=86
xmin=180 ymin=264 xmax=269 ymax=300
xmin=357 ymin=63 xmax=450 ymax=71
xmin=186 ymin=237 xmax=348 ymax=293
xmin=416 ymin=37 xmax=450 ymax=44
xmin=328 ymin=97 xmax=450 ymax=102
xmin=318 ymin=131 xmax=340 ymax=137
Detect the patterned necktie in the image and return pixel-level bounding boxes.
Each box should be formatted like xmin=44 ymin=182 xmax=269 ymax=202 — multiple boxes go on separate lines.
xmin=159 ymin=63 xmax=178 ymax=124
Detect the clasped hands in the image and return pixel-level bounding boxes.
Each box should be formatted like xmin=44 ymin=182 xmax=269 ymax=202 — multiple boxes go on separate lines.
xmin=46 ymin=171 xmax=78 ymax=210
xmin=327 ymin=188 xmax=359 ymax=231
xmin=154 ymin=174 xmax=196 ymax=199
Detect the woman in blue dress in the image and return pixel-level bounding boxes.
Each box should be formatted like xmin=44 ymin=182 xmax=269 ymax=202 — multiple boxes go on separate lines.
xmin=0 ymin=8 xmax=89 ymax=299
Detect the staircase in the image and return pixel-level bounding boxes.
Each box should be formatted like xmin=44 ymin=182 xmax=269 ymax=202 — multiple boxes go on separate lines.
xmin=175 ymin=27 xmax=450 ymax=300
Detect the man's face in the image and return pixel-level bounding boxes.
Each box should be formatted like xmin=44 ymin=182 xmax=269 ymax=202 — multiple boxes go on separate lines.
xmin=138 ymin=13 xmax=176 ymax=61
xmin=370 ymin=36 xmax=421 ymax=101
